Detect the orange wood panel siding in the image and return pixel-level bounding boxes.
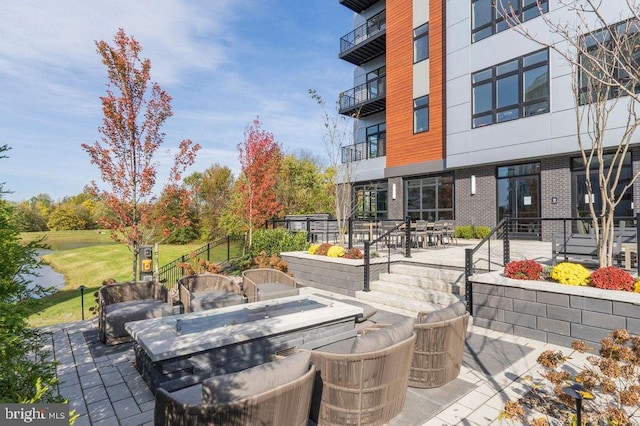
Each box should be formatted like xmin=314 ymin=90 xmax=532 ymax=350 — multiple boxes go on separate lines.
xmin=386 ymin=0 xmax=445 ymax=169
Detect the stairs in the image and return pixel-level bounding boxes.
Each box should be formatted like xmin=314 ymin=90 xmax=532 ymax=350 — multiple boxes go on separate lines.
xmin=355 ymin=263 xmax=465 ymax=315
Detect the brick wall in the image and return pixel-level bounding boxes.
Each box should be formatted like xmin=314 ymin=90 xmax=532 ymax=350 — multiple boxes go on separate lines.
xmin=470 ymin=272 xmax=640 ymax=352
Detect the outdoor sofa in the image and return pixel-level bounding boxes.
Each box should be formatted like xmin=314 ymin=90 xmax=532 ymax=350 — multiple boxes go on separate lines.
xmin=154 ymin=351 xmax=315 ymax=426
xmin=178 ymin=273 xmax=244 ymax=313
xmin=303 ymin=317 xmax=416 ymax=426
xmin=98 ymin=281 xmax=173 ymax=345
xmin=242 ymin=268 xmax=299 ymax=303
xmin=409 ymin=300 xmax=470 ymax=388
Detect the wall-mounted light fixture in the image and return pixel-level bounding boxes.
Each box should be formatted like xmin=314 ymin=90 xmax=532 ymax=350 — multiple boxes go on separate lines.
xmin=392 ymin=183 xmax=397 ymax=200
xmin=470 ymin=175 xmax=476 ymax=195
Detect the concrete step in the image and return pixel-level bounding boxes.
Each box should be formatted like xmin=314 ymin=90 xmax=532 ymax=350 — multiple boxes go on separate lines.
xmin=354 ymin=290 xmax=446 ymax=315
xmin=377 ymin=272 xmax=463 ymax=294
xmin=390 ymin=264 xmax=465 ymax=287
xmin=369 ymin=279 xmax=462 ymax=306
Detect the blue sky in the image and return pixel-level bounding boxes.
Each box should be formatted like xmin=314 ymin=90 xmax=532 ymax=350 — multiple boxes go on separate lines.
xmin=0 ymin=0 xmax=354 ymax=202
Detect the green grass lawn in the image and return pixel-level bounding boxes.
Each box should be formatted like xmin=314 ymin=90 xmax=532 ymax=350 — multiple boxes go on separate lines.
xmin=21 ymin=230 xmax=236 ymax=327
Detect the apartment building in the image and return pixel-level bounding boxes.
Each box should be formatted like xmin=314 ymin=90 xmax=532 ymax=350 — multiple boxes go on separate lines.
xmin=337 ymin=0 xmax=640 ymax=240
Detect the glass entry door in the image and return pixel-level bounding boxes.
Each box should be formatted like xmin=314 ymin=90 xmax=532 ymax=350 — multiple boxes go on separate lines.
xmin=497 ymin=163 xmax=541 ymax=239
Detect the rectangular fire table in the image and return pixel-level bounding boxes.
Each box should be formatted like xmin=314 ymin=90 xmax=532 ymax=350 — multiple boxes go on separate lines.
xmin=125 ymin=294 xmax=362 ymax=392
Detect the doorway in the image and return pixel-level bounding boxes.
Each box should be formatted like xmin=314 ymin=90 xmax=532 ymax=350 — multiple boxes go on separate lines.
xmin=497 ymin=163 xmax=541 ymax=239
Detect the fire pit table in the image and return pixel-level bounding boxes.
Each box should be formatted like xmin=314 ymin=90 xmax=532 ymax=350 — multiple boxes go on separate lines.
xmin=125 ymin=294 xmax=362 ymax=392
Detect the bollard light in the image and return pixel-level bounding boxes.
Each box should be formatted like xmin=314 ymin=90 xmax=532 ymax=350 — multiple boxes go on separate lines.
xmin=562 ymin=382 xmax=595 ymax=425
xmin=78 ymin=285 xmax=86 ymax=320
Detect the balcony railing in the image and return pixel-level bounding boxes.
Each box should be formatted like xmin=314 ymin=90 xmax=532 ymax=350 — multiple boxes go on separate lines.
xmin=339 ymin=11 xmax=386 ymax=65
xmin=341 ymin=138 xmax=386 ymax=163
xmin=339 ymin=0 xmax=379 ymax=13
xmin=339 ymin=75 xmax=386 ymax=117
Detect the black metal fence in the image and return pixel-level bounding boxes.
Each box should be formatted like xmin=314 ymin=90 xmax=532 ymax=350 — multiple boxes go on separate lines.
xmin=158 ymin=235 xmax=245 ymax=289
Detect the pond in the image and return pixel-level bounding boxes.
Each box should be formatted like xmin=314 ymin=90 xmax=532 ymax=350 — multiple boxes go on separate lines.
xmin=25 ymin=250 xmax=65 ymax=293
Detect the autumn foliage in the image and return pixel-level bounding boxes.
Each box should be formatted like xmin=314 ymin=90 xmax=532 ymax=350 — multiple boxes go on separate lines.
xmin=82 ymin=29 xmax=200 ymax=280
xmin=236 ymin=118 xmax=283 ymax=247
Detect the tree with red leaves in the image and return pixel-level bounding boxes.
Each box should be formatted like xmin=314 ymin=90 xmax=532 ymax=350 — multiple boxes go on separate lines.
xmin=236 ymin=117 xmax=283 ymax=248
xmin=82 ymin=29 xmax=200 ymax=281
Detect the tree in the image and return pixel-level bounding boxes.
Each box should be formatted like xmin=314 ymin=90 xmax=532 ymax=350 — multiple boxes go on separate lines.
xmin=0 ymin=145 xmax=61 ymax=403
xmin=276 ymin=153 xmax=333 ymax=215
xmin=309 ymin=90 xmax=359 ymax=245
xmin=503 ymin=1 xmax=640 ymax=266
xmin=186 ymin=164 xmax=235 ymax=240
xmin=235 ymin=117 xmax=283 ymax=248
xmin=82 ymin=29 xmax=200 ymax=281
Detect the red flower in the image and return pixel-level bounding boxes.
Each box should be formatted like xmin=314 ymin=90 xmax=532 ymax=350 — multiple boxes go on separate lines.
xmin=590 ymin=267 xmax=634 ymax=291
xmin=504 ymin=259 xmax=543 ymax=280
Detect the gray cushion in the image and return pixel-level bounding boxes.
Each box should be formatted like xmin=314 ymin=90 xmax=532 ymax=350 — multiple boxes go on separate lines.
xmin=201 ymin=351 xmax=311 ymax=404
xmin=168 ymin=383 xmax=203 ymax=405
xmin=190 ymin=290 xmax=243 ymax=311
xmin=105 ymin=299 xmax=172 ymax=339
xmin=351 ymin=317 xmax=415 ymax=354
xmin=256 ymin=282 xmax=299 ymax=301
xmin=315 ymin=337 xmax=357 ymax=354
xmin=421 ymin=301 xmax=467 ymax=324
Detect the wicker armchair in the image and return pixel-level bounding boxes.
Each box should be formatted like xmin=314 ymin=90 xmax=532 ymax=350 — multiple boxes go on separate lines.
xmin=178 ymin=274 xmax=244 ymax=313
xmin=98 ymin=281 xmax=173 ymax=345
xmin=154 ymin=352 xmax=315 ymax=426
xmin=306 ymin=319 xmax=416 ymax=426
xmin=409 ymin=309 xmax=470 ymax=388
xmin=242 ymin=268 xmax=298 ymax=303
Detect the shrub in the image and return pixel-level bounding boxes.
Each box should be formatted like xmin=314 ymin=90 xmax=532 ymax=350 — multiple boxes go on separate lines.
xmin=455 ymin=225 xmax=491 ymax=239
xmin=327 ymin=245 xmax=346 ymax=258
xmin=504 ymin=259 xmax=543 ymax=280
xmin=550 ymin=262 xmax=591 ymax=286
xmin=251 ymin=229 xmax=309 ymax=256
xmin=590 ymin=266 xmax=634 ymax=292
xmin=316 ymin=243 xmax=333 ymax=256
xmin=253 ymin=251 xmax=288 ymax=272
xmin=343 ymin=247 xmax=363 ymax=259
xmin=308 ymin=244 xmax=320 ymax=255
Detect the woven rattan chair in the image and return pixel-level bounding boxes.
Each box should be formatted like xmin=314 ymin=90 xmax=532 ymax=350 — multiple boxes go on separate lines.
xmin=242 ymin=268 xmax=298 ymax=303
xmin=409 ymin=311 xmax=470 ymax=388
xmin=178 ymin=274 xmax=244 ymax=313
xmin=154 ymin=353 xmax=315 ymax=426
xmin=98 ymin=281 xmax=173 ymax=345
xmin=306 ymin=325 xmax=416 ymax=426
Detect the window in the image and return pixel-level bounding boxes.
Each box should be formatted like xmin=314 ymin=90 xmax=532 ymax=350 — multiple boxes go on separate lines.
xmin=472 ymin=49 xmax=549 ymax=128
xmin=353 ymin=182 xmax=388 ymax=219
xmin=472 ymin=0 xmax=548 ymax=43
xmin=366 ymin=123 xmax=386 ymax=158
xmin=406 ymin=175 xmax=454 ymax=221
xmin=579 ymin=18 xmax=640 ymax=104
xmin=414 ymin=23 xmax=429 ymax=63
xmin=414 ymin=95 xmax=430 ymax=133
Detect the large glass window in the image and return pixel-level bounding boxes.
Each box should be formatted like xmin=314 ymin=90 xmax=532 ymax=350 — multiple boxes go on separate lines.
xmin=472 ymin=49 xmax=549 ymax=128
xmin=406 ymin=174 xmax=454 ymax=221
xmin=579 ymin=18 xmax=640 ymax=103
xmin=472 ymin=0 xmax=548 ymax=43
xmin=571 ymin=153 xmax=634 ymax=224
xmin=353 ymin=182 xmax=388 ymax=219
xmin=414 ymin=95 xmax=430 ymax=133
xmin=366 ymin=123 xmax=386 ymax=158
xmin=414 ymin=23 xmax=429 ymax=63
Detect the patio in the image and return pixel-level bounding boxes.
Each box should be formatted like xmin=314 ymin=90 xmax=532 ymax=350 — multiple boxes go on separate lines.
xmin=42 ymin=289 xmax=589 ymax=426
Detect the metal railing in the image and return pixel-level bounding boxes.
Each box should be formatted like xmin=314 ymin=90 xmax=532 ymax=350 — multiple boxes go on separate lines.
xmin=341 ymin=138 xmax=386 ymax=163
xmin=158 ymin=235 xmax=245 ymax=289
xmin=340 ymin=10 xmax=386 ymax=53
xmin=339 ymin=75 xmax=386 ymax=112
xmin=363 ymin=217 xmax=412 ymax=291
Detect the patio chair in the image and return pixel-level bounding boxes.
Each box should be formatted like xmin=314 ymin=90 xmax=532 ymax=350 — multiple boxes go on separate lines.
xmin=242 ymin=268 xmax=299 ymax=303
xmin=304 ymin=317 xmax=416 ymax=426
xmin=442 ymin=221 xmax=458 ymax=245
xmin=178 ymin=274 xmax=244 ymax=313
xmin=154 ymin=351 xmax=315 ymax=426
xmin=409 ymin=301 xmax=469 ymax=388
xmin=98 ymin=281 xmax=173 ymax=345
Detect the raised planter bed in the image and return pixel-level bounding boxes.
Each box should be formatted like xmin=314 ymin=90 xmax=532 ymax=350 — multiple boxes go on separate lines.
xmin=281 ymin=251 xmax=388 ymax=297
xmin=469 ymin=271 xmax=640 ymax=351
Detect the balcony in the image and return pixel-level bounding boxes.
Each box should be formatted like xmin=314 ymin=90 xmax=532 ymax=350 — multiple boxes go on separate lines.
xmin=341 ymin=138 xmax=386 ymax=163
xmin=339 ymin=11 xmax=386 ymax=66
xmin=339 ymin=75 xmax=386 ymax=117
xmin=339 ymin=0 xmax=379 ymax=13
